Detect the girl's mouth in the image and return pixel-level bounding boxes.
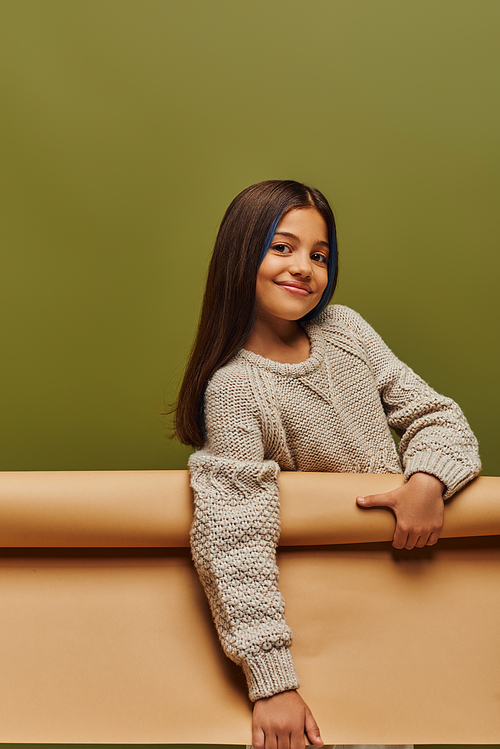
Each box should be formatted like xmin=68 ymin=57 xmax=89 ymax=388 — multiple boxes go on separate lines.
xmin=275 ymin=281 xmax=311 ymax=296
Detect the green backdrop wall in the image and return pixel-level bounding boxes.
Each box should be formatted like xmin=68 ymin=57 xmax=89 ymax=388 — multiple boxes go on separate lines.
xmin=1 ymin=0 xmax=498 ymax=477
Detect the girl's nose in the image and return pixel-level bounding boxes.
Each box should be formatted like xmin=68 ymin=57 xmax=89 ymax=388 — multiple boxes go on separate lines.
xmin=289 ymin=252 xmax=313 ymax=277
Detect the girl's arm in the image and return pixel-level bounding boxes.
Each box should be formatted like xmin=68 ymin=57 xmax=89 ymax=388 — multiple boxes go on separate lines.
xmin=335 ymin=306 xmax=481 ymax=548
xmin=189 ymin=369 xmax=324 ymax=746
xmin=188 ymin=369 xmax=300 ymax=701
xmin=191 ymin=442 xmax=323 ymax=745
xmin=339 ymin=305 xmax=481 ymax=495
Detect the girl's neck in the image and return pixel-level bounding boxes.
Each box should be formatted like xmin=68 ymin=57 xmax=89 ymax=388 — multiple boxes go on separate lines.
xmin=243 ymin=318 xmax=311 ymax=364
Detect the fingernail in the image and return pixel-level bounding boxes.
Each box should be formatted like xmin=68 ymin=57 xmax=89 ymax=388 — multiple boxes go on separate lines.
xmin=357 ymin=496 xmax=365 ymax=502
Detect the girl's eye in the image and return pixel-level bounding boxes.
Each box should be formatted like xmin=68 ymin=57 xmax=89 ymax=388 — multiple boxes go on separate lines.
xmin=311 ymin=253 xmax=328 ymax=263
xmin=271 ymin=244 xmax=292 ymax=254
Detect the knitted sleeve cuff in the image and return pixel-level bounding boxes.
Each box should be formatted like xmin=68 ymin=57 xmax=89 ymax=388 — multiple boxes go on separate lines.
xmin=242 ymin=646 xmax=300 ymax=702
xmin=403 ymin=449 xmax=481 ymax=499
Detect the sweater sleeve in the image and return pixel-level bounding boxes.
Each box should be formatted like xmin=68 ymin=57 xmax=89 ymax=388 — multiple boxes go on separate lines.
xmin=333 ymin=306 xmax=481 ymax=498
xmin=188 ymin=368 xmax=300 ymax=701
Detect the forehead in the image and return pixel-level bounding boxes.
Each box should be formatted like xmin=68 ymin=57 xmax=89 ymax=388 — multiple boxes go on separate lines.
xmin=276 ymin=207 xmax=328 ymax=238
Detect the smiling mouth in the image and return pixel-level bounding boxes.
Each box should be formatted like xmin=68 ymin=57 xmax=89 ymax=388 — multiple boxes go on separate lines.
xmin=275 ymin=281 xmax=312 ymax=296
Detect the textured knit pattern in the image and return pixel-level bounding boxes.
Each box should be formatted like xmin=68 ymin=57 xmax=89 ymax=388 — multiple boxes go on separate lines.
xmin=189 ymin=305 xmax=481 ymax=701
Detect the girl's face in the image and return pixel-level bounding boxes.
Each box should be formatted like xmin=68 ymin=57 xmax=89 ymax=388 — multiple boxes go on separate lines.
xmin=255 ymin=207 xmax=330 ymax=326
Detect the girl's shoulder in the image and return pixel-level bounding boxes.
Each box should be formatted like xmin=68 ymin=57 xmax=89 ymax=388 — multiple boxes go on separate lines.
xmin=308 ymin=304 xmax=389 ymax=364
xmin=204 ymin=353 xmax=256 ymax=400
xmin=311 ymin=304 xmax=371 ymax=337
xmin=202 ymin=356 xmax=265 ymax=432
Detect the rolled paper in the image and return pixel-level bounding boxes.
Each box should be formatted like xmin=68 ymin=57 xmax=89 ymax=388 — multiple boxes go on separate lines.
xmin=0 ymin=470 xmax=192 ymax=547
xmin=0 ymin=470 xmax=498 ymax=547
xmin=0 ymin=471 xmax=498 ymax=743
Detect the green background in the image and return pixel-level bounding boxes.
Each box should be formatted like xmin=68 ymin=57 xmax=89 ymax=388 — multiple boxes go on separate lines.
xmin=1 ymin=0 xmax=499 ymax=476
xmin=0 ymin=1 xmax=499 ymax=747
xmin=0 ymin=0 xmax=500 ymax=474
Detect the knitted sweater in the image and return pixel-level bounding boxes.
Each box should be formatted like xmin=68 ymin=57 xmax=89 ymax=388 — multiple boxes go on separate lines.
xmin=188 ymin=305 xmax=481 ymax=701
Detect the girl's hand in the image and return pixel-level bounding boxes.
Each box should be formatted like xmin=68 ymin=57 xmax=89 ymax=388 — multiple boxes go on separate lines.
xmin=356 ymin=472 xmax=445 ymax=550
xmin=252 ymin=689 xmax=323 ymax=749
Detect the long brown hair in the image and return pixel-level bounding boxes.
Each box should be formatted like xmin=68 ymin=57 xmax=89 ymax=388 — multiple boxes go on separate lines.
xmin=174 ymin=180 xmax=338 ymax=447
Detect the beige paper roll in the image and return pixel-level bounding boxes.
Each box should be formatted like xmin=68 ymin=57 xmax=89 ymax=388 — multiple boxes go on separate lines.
xmin=0 ymin=470 xmax=498 ymax=546
xmin=0 ymin=469 xmax=192 ymax=547
xmin=0 ymin=471 xmax=498 ymax=743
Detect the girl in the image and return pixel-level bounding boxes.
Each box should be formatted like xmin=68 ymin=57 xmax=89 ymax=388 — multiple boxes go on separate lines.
xmin=174 ymin=180 xmax=481 ymax=749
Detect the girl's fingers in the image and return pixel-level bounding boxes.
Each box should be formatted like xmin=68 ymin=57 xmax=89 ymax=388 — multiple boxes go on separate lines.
xmin=264 ymin=733 xmax=277 ymax=749
xmin=392 ymin=526 xmax=408 ymax=549
xmin=290 ymin=727 xmax=306 ymax=749
xmin=426 ymin=530 xmax=440 ymax=546
xmin=356 ymin=492 xmax=395 ymax=509
xmin=414 ymin=534 xmax=428 ymax=548
xmin=401 ymin=527 xmax=443 ymax=549
xmin=416 ymin=530 xmax=441 ymax=547
xmin=252 ymin=726 xmax=265 ymax=749
xmin=395 ymin=530 xmax=442 ymax=549
xmin=304 ymin=706 xmax=323 ymax=747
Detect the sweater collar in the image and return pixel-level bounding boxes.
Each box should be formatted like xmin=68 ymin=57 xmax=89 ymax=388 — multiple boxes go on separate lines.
xmin=235 ymin=319 xmax=325 ymax=377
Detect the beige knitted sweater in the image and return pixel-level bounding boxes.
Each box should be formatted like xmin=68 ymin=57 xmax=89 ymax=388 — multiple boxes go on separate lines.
xmin=188 ymin=305 xmax=481 ymax=702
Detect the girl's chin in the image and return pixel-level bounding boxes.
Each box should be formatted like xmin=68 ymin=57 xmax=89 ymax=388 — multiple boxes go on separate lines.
xmin=256 ymin=304 xmax=318 ymax=325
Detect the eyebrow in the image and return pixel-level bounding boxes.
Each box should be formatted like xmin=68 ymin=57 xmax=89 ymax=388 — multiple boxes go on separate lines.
xmin=274 ymin=231 xmax=330 ymax=249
